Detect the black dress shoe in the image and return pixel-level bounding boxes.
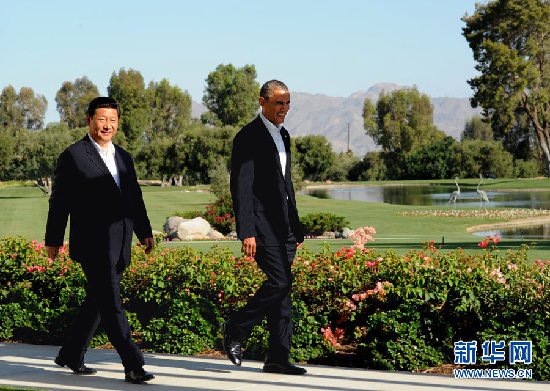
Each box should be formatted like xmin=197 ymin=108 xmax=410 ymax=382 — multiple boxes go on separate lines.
xmin=222 ymin=321 xmax=242 ymax=366
xmin=54 ymin=354 xmax=97 ymax=375
xmin=125 ymin=368 xmax=155 ymax=384
xmin=263 ymin=361 xmax=307 ymax=375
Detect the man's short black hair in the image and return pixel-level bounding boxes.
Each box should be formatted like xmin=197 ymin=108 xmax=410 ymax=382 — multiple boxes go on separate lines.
xmin=260 ymin=80 xmax=288 ymax=100
xmin=87 ymin=97 xmax=120 ymax=118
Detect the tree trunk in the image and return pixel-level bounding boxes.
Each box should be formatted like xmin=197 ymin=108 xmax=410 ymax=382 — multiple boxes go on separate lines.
xmin=174 ymin=175 xmax=183 ymax=187
xmin=33 ymin=177 xmax=52 ymax=196
xmin=161 ymin=174 xmax=172 ymax=187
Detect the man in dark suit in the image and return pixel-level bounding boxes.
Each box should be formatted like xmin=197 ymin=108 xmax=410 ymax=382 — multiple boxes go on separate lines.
xmin=223 ymin=80 xmax=306 ymax=375
xmin=45 ymin=97 xmax=155 ymax=383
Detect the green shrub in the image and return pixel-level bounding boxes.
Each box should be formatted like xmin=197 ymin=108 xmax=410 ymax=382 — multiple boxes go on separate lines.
xmin=301 ymin=212 xmax=349 ymax=235
xmin=172 ymin=210 xmax=203 ymax=219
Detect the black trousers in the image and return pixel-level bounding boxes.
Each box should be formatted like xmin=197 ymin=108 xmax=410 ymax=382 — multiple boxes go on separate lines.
xmin=58 ymin=258 xmax=143 ymax=370
xmin=229 ymin=232 xmax=297 ymax=363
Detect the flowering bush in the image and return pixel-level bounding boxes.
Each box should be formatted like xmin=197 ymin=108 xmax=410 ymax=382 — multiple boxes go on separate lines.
xmin=203 ymin=196 xmax=235 ymax=234
xmin=1 ymin=231 xmax=550 ymax=380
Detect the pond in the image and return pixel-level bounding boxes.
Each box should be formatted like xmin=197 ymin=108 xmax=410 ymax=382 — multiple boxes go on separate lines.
xmin=301 ymin=185 xmax=550 ymax=239
xmin=301 ymin=185 xmax=550 ymax=209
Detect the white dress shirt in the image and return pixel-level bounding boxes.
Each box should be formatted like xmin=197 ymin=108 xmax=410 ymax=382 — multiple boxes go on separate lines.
xmin=88 ymin=133 xmax=121 ymax=189
xmin=260 ymin=112 xmax=287 ymax=177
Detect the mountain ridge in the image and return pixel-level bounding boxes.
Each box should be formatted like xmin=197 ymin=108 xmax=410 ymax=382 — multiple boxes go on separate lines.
xmin=191 ymin=83 xmax=481 ymax=156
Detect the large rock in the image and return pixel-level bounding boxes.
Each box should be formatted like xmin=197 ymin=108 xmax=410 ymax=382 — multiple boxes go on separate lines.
xmin=207 ymin=229 xmax=224 ymax=239
xmin=342 ymin=227 xmax=353 ymax=239
xmin=164 ymin=216 xmax=187 ymax=239
xmin=177 ymin=217 xmax=212 ymax=239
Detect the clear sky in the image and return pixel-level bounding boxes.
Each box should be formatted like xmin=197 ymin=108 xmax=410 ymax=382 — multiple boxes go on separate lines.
xmin=0 ymin=0 xmax=480 ymax=124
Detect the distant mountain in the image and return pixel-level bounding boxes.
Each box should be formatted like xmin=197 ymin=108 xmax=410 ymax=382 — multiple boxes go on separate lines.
xmin=191 ymin=83 xmax=481 ymax=156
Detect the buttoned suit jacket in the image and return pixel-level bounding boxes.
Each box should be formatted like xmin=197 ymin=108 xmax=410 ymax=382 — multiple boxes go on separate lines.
xmin=230 ymin=116 xmax=304 ymax=246
xmin=45 ymin=136 xmax=152 ymax=269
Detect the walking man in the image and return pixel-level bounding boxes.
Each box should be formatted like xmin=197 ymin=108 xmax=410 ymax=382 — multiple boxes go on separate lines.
xmin=45 ymin=97 xmax=155 ymax=383
xmin=223 ymin=80 xmax=306 ymax=375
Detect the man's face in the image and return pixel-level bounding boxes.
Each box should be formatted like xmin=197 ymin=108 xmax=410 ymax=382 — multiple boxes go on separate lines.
xmin=87 ymin=107 xmax=118 ymax=146
xmin=259 ymin=89 xmax=290 ymax=126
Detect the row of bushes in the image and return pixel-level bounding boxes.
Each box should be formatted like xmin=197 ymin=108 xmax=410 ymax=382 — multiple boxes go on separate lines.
xmin=1 ymin=234 xmax=548 ymax=379
xmin=174 ymin=196 xmax=349 ymax=237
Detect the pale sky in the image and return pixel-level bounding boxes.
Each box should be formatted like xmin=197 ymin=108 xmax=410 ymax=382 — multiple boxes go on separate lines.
xmin=0 ymin=0 xmax=480 ymax=124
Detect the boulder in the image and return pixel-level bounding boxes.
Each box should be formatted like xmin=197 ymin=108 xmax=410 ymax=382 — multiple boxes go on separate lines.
xmin=177 ymin=217 xmax=212 ymax=240
xmin=322 ymin=231 xmax=336 ymax=239
xmin=164 ymin=216 xmax=187 ymax=239
xmin=228 ymin=230 xmax=238 ymax=239
xmin=342 ymin=227 xmax=353 ymax=239
xmin=207 ymin=229 xmax=224 ymax=239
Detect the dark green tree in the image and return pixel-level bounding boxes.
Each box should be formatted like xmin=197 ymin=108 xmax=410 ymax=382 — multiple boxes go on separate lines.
xmin=55 ymin=76 xmax=99 ymax=128
xmin=145 ymin=78 xmax=192 ymax=138
xmin=461 ymin=115 xmax=493 ymax=141
xmin=108 ymin=68 xmax=148 ymax=148
xmin=295 ymin=135 xmax=335 ymax=181
xmin=202 ymin=64 xmax=259 ymax=126
xmin=348 ymin=152 xmax=387 ymax=181
xmin=405 ymin=136 xmax=457 ymax=179
xmin=462 ymin=0 xmax=550 ymax=176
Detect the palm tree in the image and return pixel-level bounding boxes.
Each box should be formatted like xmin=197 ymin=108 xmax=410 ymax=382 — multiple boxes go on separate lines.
xmin=448 ymin=176 xmax=460 ymax=210
xmin=477 ymin=173 xmax=490 ymax=212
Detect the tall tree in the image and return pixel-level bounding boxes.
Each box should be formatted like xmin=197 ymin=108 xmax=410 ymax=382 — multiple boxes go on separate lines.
xmin=18 ymin=87 xmax=47 ymax=130
xmin=202 ymin=64 xmax=259 ymax=126
xmin=0 ymin=85 xmax=22 ymax=128
xmin=55 ymin=76 xmax=99 ymax=128
xmin=363 ymin=88 xmax=445 ymax=177
xmin=462 ymin=0 xmax=550 ymax=176
xmin=108 ymin=68 xmax=148 ymax=147
xmin=145 ymin=78 xmax=191 ymax=138
xmin=0 ymin=86 xmax=47 ymax=130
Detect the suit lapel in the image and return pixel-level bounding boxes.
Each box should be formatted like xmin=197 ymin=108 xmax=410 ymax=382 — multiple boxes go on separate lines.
xmin=114 ymin=146 xmax=128 ymax=193
xmin=281 ymin=126 xmax=291 ymax=179
xmin=256 ymin=117 xmax=285 ymax=180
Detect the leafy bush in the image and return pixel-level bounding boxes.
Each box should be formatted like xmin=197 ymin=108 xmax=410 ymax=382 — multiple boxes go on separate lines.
xmin=1 ymin=233 xmax=550 ymax=380
xmin=203 ymin=196 xmax=235 ymax=234
xmin=301 ymin=212 xmax=349 ymax=235
xmin=172 ymin=210 xmax=203 ymax=219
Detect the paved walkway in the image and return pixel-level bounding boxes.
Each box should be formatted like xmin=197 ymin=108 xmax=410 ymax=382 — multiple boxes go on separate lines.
xmin=0 ymin=343 xmax=547 ymax=391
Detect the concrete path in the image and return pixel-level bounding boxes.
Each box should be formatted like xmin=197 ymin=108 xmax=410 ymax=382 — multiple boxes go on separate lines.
xmin=0 ymin=342 xmax=547 ymax=391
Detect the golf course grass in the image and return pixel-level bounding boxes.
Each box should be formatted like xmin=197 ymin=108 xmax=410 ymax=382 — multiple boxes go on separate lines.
xmin=1 ymin=179 xmax=549 ymax=261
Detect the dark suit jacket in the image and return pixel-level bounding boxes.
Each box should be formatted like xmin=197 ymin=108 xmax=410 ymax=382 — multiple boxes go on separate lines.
xmin=45 ymin=136 xmax=152 ymax=268
xmin=230 ymin=116 xmax=304 ymax=246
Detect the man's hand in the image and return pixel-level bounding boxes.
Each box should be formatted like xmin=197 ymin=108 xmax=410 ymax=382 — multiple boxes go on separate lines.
xmin=297 ymin=242 xmax=303 ymax=250
xmin=46 ymin=246 xmax=60 ymax=260
xmin=242 ymin=237 xmax=256 ymax=258
xmin=142 ymin=237 xmax=155 ymax=254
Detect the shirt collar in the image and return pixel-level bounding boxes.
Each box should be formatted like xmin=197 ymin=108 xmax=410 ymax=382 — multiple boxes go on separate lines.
xmin=259 ymin=112 xmax=283 ymax=135
xmin=88 ymin=133 xmax=115 ymax=156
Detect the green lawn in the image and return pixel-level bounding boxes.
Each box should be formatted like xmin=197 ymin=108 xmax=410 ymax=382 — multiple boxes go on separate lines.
xmin=1 ymin=180 xmax=549 ymax=262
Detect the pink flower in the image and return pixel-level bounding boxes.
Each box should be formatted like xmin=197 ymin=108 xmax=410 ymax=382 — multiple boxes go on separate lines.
xmin=507 ymin=264 xmax=518 ymax=270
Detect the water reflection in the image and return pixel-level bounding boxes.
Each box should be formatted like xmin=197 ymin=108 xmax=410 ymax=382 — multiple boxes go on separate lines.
xmin=473 ymin=224 xmax=550 ymax=240
xmin=301 ymin=185 xmax=550 ymax=209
